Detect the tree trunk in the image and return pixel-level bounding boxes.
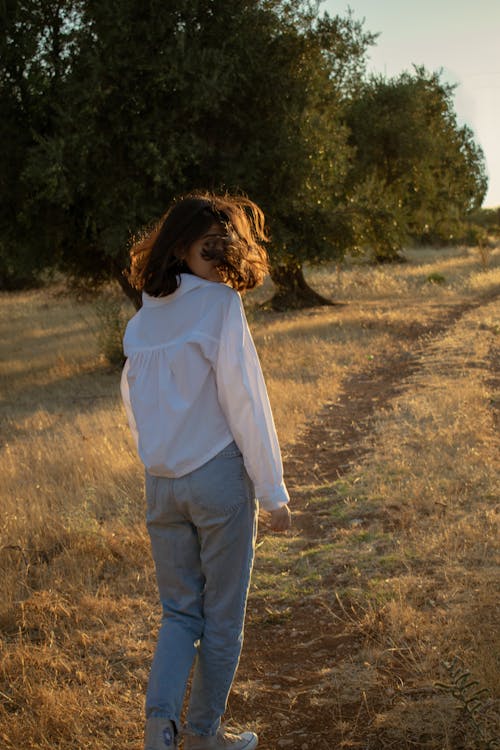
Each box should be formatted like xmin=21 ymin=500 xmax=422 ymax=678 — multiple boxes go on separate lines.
xmin=268 ymin=263 xmax=337 ymax=311
xmin=112 ymin=260 xmax=142 ymax=310
xmin=113 ymin=259 xmax=337 ymax=312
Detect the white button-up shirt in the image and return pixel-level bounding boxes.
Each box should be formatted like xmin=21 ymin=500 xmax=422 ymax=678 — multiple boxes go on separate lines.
xmin=120 ymin=273 xmax=289 ymax=510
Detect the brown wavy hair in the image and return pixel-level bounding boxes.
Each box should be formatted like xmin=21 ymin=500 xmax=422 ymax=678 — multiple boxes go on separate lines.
xmin=128 ymin=192 xmax=270 ymax=297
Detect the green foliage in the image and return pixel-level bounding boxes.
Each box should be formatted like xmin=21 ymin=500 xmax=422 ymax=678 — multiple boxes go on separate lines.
xmin=436 ymin=656 xmax=500 ymax=749
xmin=238 ymin=8 xmax=376 ymax=267
xmin=0 ymin=0 xmax=82 ymax=272
xmin=0 ymin=2 xmax=489 ymax=304
xmin=468 ymin=207 xmax=500 ymax=235
xmin=345 ymin=67 xmax=488 ymax=258
xmin=0 ymin=0 xmax=375 ymax=294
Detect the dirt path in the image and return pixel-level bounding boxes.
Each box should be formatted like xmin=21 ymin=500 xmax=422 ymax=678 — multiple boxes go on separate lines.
xmin=286 ymin=290 xmax=499 ymax=491
xmin=231 ymin=291 xmax=499 ymax=749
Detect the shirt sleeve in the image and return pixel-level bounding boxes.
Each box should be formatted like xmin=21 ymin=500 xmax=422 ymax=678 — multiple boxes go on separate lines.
xmin=215 ymin=293 xmax=289 ymax=511
xmin=120 ymin=358 xmax=139 ymax=449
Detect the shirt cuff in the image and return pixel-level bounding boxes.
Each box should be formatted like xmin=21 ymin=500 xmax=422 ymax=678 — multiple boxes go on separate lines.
xmin=255 ymin=481 xmax=290 ymax=511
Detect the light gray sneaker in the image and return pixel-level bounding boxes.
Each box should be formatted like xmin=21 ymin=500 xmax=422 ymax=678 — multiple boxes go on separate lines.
xmin=183 ymin=726 xmax=258 ymax=750
xmin=144 ymin=717 xmax=179 ymax=749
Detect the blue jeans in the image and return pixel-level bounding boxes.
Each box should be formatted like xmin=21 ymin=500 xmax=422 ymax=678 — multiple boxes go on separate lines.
xmin=145 ymin=442 xmax=258 ymax=736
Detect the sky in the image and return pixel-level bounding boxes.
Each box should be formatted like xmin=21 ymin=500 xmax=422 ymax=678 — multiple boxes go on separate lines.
xmin=323 ymin=0 xmax=500 ymax=207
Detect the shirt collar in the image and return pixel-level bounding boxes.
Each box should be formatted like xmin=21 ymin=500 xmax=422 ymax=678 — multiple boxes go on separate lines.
xmin=142 ymin=274 xmax=215 ymax=306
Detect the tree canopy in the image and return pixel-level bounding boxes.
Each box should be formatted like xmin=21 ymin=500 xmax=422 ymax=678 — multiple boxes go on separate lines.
xmin=345 ymin=68 xmax=488 ymax=258
xmin=0 ymin=0 xmax=488 ymax=305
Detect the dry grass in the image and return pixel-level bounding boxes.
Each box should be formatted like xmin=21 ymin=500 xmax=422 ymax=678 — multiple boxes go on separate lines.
xmin=323 ymin=298 xmax=500 ymax=747
xmin=0 ymin=244 xmax=499 ymax=748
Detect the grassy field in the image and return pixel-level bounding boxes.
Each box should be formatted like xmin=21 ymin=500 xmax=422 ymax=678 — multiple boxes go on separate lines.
xmin=0 ymin=244 xmax=499 ymax=748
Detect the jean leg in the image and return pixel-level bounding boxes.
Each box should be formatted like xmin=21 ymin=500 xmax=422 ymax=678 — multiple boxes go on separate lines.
xmin=145 ymin=474 xmax=205 ymax=727
xmin=184 ymin=451 xmax=258 ymax=735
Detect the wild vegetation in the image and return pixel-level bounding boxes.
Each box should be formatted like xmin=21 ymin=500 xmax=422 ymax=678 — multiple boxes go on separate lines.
xmin=1 ymin=244 xmax=498 ymax=748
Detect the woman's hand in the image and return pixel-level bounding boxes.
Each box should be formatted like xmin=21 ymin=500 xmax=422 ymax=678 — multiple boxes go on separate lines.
xmin=268 ymin=505 xmax=292 ymax=532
